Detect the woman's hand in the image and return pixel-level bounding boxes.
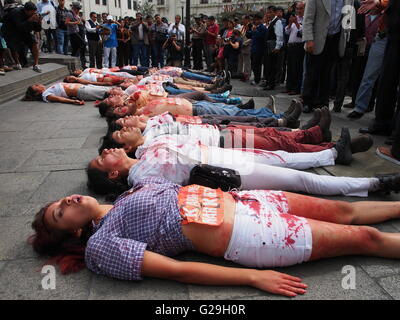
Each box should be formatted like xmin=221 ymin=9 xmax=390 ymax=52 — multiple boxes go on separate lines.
xmin=73 ymin=100 xmax=85 ymax=105
xmin=251 ymin=270 xmax=308 ymax=297
xmin=358 ymin=0 xmax=380 ymax=14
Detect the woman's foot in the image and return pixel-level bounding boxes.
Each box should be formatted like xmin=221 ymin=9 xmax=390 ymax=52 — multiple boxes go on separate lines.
xmin=376 ymin=173 xmax=400 ymax=194
xmin=265 ymin=95 xmax=276 ymax=114
xmin=237 ymin=99 xmax=255 ymax=110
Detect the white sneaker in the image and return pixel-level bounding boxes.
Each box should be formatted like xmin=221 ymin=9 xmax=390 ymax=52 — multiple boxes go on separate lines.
xmin=33 ymin=65 xmax=42 ymax=73
xmin=0 ymin=69 xmax=5 ymax=76
xmin=14 ymin=64 xmax=22 ymax=70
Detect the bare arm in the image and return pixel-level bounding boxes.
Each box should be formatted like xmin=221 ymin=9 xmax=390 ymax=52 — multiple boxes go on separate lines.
xmin=46 ymin=95 xmax=85 ymax=105
xmin=141 ymin=251 xmax=308 ymax=297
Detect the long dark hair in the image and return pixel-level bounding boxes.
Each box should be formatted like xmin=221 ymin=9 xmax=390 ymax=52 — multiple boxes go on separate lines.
xmin=28 ymin=202 xmax=94 ymax=274
xmin=23 ymin=86 xmax=43 ymax=101
xmin=86 ymin=164 xmax=130 ymax=202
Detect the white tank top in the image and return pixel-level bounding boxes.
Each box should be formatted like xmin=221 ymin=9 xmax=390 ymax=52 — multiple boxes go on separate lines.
xmin=42 ymin=83 xmax=68 ymax=102
xmin=80 ymin=73 xmax=98 ymax=82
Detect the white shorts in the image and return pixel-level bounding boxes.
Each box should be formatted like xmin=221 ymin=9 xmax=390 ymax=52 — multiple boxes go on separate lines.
xmin=224 ymin=190 xmax=313 ymax=268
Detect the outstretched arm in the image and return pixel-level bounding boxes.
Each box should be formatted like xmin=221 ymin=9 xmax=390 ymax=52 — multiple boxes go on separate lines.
xmin=141 ymin=251 xmax=307 ymax=297
xmin=46 ymin=95 xmax=85 ymax=105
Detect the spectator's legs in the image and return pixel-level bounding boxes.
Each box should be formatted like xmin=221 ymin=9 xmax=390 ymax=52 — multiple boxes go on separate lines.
xmin=103 ymin=46 xmax=110 ymax=68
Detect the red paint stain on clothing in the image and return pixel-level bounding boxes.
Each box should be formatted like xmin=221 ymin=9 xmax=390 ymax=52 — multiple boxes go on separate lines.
xmin=238 ymin=148 xmax=286 ymax=164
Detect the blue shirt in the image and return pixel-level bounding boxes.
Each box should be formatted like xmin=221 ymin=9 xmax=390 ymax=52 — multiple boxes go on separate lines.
xmin=328 ymin=0 xmax=344 ymax=35
xmin=103 ymin=23 xmax=119 ymax=48
xmin=247 ymin=23 xmax=267 ymax=54
xmin=85 ymin=177 xmax=195 ymax=280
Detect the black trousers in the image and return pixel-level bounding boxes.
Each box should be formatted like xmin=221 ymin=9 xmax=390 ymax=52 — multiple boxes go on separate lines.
xmin=373 ymin=35 xmax=400 ymax=131
xmin=302 ymin=33 xmax=340 ymax=108
xmin=69 ymin=33 xmax=86 ymax=69
xmin=88 ymin=40 xmax=102 ymax=69
xmin=192 ymin=38 xmax=204 ymax=70
xmin=286 ymin=42 xmax=304 ymax=93
xmin=263 ymin=51 xmax=278 ymax=88
xmin=251 ymin=51 xmax=264 ymax=84
xmin=334 ymin=45 xmax=355 ymax=109
xmin=117 ymin=40 xmax=130 ymax=67
xmin=44 ymin=29 xmax=57 ymax=53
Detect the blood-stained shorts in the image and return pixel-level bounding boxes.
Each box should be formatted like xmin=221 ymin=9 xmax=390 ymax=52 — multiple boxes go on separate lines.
xmin=224 ymin=190 xmax=313 ymax=268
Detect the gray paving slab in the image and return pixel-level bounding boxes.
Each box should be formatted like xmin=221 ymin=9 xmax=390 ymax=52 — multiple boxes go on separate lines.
xmin=0 ymin=216 xmax=39 ymax=260
xmin=29 ymin=170 xmax=91 ymax=203
xmin=89 ymin=274 xmax=189 ymax=300
xmin=0 ymin=172 xmax=49 ymax=206
xmin=17 ymin=148 xmax=98 ymax=172
xmin=0 ymin=259 xmax=91 ymax=300
xmin=0 ymin=149 xmax=35 ymax=173
xmin=0 ymin=203 xmax=44 ymax=218
xmin=378 ymin=275 xmax=400 ymax=300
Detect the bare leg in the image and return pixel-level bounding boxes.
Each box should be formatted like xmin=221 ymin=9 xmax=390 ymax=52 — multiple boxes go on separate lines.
xmin=284 ymin=192 xmax=400 ymax=225
xmin=308 ymin=219 xmax=400 ymax=260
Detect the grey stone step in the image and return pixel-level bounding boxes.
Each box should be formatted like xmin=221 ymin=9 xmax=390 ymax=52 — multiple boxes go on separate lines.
xmin=0 ymin=63 xmax=69 ymax=105
xmin=29 ymin=53 xmax=81 ymax=72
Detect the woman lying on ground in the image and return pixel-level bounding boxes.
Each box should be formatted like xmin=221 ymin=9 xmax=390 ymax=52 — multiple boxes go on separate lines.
xmin=87 ymin=130 xmax=390 ymax=200
xmin=64 ymin=74 xmax=126 ymax=86
xmin=98 ymin=95 xmax=287 ymax=121
xmin=30 ymin=177 xmax=400 ymax=297
xmin=24 ymin=83 xmax=112 ymax=104
xmin=71 ymin=67 xmax=147 ymax=78
xmin=112 ymin=98 xmax=301 ymax=130
xmin=106 ymin=81 xmax=241 ymax=106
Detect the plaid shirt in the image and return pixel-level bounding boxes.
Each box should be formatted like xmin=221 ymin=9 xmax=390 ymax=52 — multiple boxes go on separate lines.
xmin=85 ymin=177 xmax=195 ymax=280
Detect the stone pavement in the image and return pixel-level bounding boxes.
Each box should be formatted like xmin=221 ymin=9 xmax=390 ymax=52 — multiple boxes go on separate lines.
xmin=0 ymin=77 xmax=399 ymax=300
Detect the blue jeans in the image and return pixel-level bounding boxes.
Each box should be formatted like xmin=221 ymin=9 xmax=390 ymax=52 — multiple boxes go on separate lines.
xmin=354 ymin=36 xmax=387 ymax=114
xmin=182 ymin=71 xmax=213 ymax=84
xmin=132 ymin=41 xmax=148 ymax=67
xmin=56 ymin=29 xmax=69 ymax=55
xmin=164 ymin=86 xmax=231 ymax=103
xmin=193 ymin=101 xmax=283 ymax=118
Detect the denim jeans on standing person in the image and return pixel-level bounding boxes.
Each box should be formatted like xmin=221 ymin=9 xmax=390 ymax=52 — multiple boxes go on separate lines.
xmin=354 ymin=36 xmax=387 ymax=114
xmin=56 ymin=29 xmax=69 ymax=55
xmin=193 ymin=101 xmax=284 ymax=119
xmin=181 ymin=71 xmax=213 ymax=83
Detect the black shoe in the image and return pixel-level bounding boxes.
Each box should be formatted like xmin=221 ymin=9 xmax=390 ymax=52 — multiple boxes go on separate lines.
xmin=237 ymin=99 xmax=255 ymax=110
xmin=318 ymin=107 xmax=332 ymax=142
xmin=343 ymin=102 xmax=354 ymax=109
xmin=359 ymin=127 xmax=390 ymax=135
xmin=348 ymin=111 xmax=364 ymax=119
xmin=211 ymin=84 xmax=232 ymax=94
xmin=283 ymin=99 xmax=297 ymax=117
xmin=303 ymin=105 xmax=313 ymax=113
xmin=283 ymin=100 xmax=303 ymax=129
xmin=334 ymin=128 xmax=353 ymax=165
xmin=376 ymin=173 xmax=400 ymax=194
xmin=301 ymin=108 xmax=322 ymax=130
xmin=350 ymin=134 xmax=374 ymax=154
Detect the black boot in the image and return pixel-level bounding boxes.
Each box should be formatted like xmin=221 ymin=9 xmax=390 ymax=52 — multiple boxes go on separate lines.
xmin=211 ymin=84 xmax=232 ymax=94
xmin=334 ymin=128 xmax=353 ymax=165
xmin=350 ymin=135 xmax=374 ymax=154
xmin=282 ymin=100 xmax=302 ymax=129
xmin=376 ymin=173 xmax=400 ymax=194
xmin=237 ymin=99 xmax=255 ymax=110
xmin=300 ymin=109 xmax=322 ymax=130
xmin=318 ymin=107 xmax=332 ymax=142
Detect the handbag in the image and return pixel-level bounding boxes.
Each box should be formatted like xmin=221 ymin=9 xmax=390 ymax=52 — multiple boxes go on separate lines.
xmin=189 ymin=164 xmax=242 ymax=191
